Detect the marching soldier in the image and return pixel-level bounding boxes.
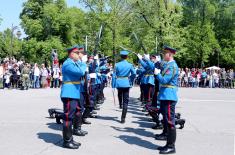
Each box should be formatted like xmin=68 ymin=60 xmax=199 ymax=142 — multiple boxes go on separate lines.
xmin=60 ymin=45 xmax=87 ymax=149
xmin=112 ymin=50 xmax=136 ymax=123
xmin=154 ymin=46 xmax=179 ymax=154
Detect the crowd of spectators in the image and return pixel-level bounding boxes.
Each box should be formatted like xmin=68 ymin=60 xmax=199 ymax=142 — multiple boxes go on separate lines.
xmin=178 ymin=68 xmax=234 ymax=88
xmin=0 ymin=57 xmax=62 ymax=89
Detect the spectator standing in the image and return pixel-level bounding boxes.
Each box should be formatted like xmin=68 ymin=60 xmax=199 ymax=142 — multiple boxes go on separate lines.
xmin=40 ymin=64 xmax=49 ymax=88
xmin=228 ymin=69 xmax=234 ymax=88
xmin=0 ymin=63 xmax=4 ymax=89
xmin=201 ymin=69 xmax=207 ymax=87
xmin=52 ymin=65 xmax=60 ymax=88
xmin=213 ymin=70 xmax=219 ymax=88
xmin=33 ymin=63 xmax=40 ymax=88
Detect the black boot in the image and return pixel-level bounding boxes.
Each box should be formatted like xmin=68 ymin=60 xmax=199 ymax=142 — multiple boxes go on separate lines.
xmin=176 ymin=119 xmax=185 ymax=129
xmin=94 ymin=106 xmax=100 ymax=111
xmin=82 ymin=118 xmax=91 ymax=125
xmin=155 ymin=132 xmax=167 ymax=140
xmin=63 ymin=127 xmax=79 ymax=149
xmin=91 ymin=111 xmax=97 ymax=115
xmin=119 ymin=104 xmax=122 ymax=109
xmin=73 ymin=127 xmax=88 ymax=136
xmin=159 ymin=128 xmax=176 ymax=154
xmin=152 ymin=122 xmax=163 ymax=130
xmin=73 ymin=114 xmax=88 ymax=136
xmin=72 ymin=139 xmax=81 ymax=146
xmin=175 ymin=113 xmax=181 ymax=119
xmin=121 ymin=108 xmax=127 ymax=124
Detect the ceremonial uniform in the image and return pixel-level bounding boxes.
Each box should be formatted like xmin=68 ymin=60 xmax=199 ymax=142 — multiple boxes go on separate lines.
xmin=99 ymin=64 xmax=109 ymax=102
xmin=136 ymin=66 xmax=145 ymax=102
xmin=154 ymin=46 xmax=179 ymax=154
xmin=60 ymin=45 xmax=87 ymax=149
xmin=139 ymin=58 xmax=155 ymax=103
xmin=88 ymin=58 xmax=99 ymax=111
xmin=112 ymin=51 xmax=136 ymax=123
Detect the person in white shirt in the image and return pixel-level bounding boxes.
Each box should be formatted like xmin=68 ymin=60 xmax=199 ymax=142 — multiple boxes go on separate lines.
xmin=52 ymin=65 xmax=60 ymax=88
xmin=213 ymin=70 xmax=219 ymax=88
xmin=33 ymin=63 xmax=40 ymax=88
xmin=0 ymin=64 xmax=4 ymax=89
xmin=40 ymin=64 xmax=49 ymax=88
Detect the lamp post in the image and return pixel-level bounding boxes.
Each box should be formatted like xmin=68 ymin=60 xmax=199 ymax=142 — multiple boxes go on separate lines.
xmin=16 ymin=30 xmax=22 ymax=39
xmin=10 ymin=24 xmax=18 ymax=57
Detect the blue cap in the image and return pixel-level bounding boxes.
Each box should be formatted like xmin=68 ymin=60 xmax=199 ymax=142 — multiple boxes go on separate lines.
xmin=66 ymin=45 xmax=86 ymax=54
xmin=78 ymin=45 xmax=85 ymax=50
xmin=66 ymin=45 xmax=79 ymax=53
xmin=163 ymin=45 xmax=177 ymax=54
xmin=120 ymin=50 xmax=129 ymax=56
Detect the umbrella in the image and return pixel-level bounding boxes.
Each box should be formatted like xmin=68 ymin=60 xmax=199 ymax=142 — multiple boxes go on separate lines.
xmin=206 ymin=66 xmax=221 ymax=70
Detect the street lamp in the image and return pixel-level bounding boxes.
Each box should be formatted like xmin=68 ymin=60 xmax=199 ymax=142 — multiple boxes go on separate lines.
xmin=16 ymin=30 xmax=22 ymax=39
xmin=10 ymin=24 xmax=18 ymax=57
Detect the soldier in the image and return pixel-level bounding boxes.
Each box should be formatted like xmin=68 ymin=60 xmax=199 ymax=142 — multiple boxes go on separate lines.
xmin=112 ymin=50 xmax=136 ymax=123
xmin=21 ymin=63 xmax=30 ymax=90
xmin=137 ymin=54 xmax=155 ymax=109
xmin=99 ymin=60 xmax=110 ymax=103
xmin=88 ymin=54 xmax=101 ymax=113
xmin=154 ymin=46 xmax=179 ymax=154
xmin=60 ymin=45 xmax=87 ymax=149
xmin=136 ymin=64 xmax=145 ymax=103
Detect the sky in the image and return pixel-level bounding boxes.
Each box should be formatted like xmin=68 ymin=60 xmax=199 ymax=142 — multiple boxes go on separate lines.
xmin=0 ymin=0 xmax=84 ymax=37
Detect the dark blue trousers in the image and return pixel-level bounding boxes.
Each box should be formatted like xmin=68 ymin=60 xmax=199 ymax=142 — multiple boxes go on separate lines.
xmin=160 ymin=100 xmax=176 ymax=133
xmin=117 ymin=88 xmax=130 ymax=109
xmin=61 ymin=98 xmax=82 ymax=142
xmin=88 ymin=84 xmax=96 ymax=108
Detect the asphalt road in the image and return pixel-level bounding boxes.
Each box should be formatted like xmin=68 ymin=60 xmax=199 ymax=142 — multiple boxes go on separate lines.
xmin=0 ymin=87 xmax=234 ymax=155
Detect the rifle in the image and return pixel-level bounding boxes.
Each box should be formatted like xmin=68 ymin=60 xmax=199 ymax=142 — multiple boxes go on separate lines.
xmin=131 ymin=32 xmax=148 ymax=54
xmin=90 ymin=24 xmax=104 ymax=81
xmin=93 ymin=24 xmax=104 ymax=58
xmin=119 ymin=46 xmax=138 ymax=56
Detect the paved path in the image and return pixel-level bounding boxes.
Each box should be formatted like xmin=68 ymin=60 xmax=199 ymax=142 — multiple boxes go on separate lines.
xmin=0 ymin=87 xmax=234 ymax=155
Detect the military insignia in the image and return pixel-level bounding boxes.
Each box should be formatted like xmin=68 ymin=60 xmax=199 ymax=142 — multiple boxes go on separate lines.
xmin=165 ymin=69 xmax=171 ymax=74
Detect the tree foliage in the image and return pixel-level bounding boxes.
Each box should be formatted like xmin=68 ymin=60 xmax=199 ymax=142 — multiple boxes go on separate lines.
xmin=0 ymin=0 xmax=234 ymax=68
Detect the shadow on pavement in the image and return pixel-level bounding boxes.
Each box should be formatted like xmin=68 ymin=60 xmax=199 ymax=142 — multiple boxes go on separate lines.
xmin=96 ymin=115 xmax=120 ymax=123
xmin=115 ymin=135 xmax=159 ymax=150
xmin=37 ymin=132 xmax=62 ymax=147
xmin=110 ymin=126 xmax=155 ymax=138
xmin=131 ymin=121 xmax=154 ymax=128
xmin=47 ymin=122 xmax=62 ymax=131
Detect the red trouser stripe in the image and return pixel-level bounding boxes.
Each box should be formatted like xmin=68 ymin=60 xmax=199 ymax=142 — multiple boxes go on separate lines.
xmin=168 ymin=101 xmax=172 ymax=128
xmin=148 ymin=86 xmax=152 ymax=102
xmin=66 ymin=99 xmax=70 ymax=127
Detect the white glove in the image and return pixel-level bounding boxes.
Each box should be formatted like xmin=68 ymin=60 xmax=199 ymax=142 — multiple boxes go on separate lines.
xmin=82 ymin=55 xmax=88 ymax=63
xmin=154 ymin=68 xmax=161 ymax=75
xmin=144 ymin=54 xmax=150 ymax=60
xmin=137 ymin=54 xmax=143 ymax=60
xmin=97 ymin=73 xmax=101 ymax=76
xmin=85 ymin=67 xmax=89 ymax=72
xmin=94 ymin=55 xmax=99 ymax=60
xmin=89 ymin=73 xmax=97 ymax=78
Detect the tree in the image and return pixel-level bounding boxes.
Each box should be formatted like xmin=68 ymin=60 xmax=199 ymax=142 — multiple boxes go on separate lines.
xmin=180 ymin=0 xmax=220 ymax=67
xmin=0 ymin=29 xmax=22 ymax=59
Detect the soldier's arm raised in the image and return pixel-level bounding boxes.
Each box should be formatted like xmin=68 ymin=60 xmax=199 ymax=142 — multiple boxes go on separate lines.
xmin=64 ymin=63 xmax=86 ymax=77
xmin=155 ymin=66 xmax=175 ymax=85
